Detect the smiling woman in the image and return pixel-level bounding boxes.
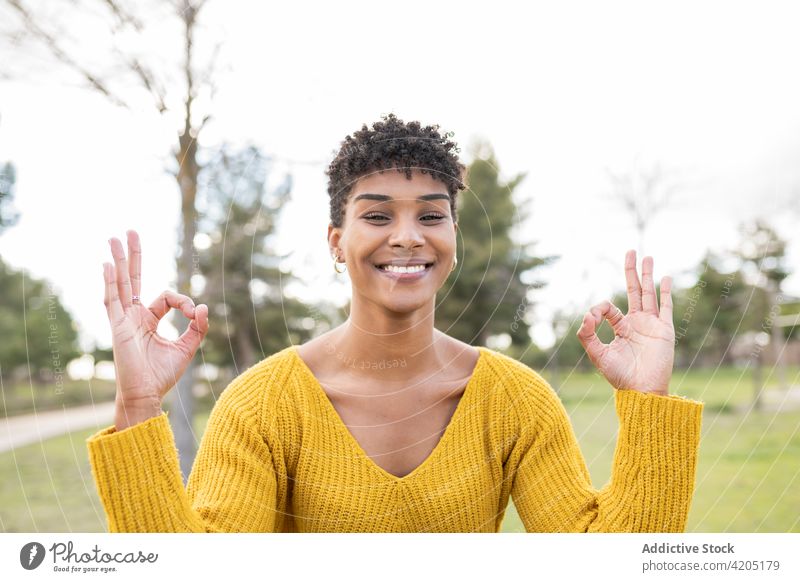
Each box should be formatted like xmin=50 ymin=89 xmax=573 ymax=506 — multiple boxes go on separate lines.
xmin=86 ymin=113 xmax=703 ymax=533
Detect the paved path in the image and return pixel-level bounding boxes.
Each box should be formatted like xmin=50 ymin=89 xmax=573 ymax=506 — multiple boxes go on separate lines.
xmin=761 ymin=385 xmax=800 ymax=411
xmin=0 ymin=401 xmax=116 ymax=453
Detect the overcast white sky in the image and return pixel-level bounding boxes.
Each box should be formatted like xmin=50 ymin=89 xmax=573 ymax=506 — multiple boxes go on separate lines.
xmin=0 ymin=0 xmax=799 ymax=353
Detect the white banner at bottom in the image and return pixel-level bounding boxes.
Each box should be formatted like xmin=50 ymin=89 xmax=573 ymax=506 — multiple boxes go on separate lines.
xmin=1 ymin=533 xmax=797 ymax=581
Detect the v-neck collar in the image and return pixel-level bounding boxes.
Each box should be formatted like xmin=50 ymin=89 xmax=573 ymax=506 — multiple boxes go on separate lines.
xmin=289 ymin=344 xmax=489 ymax=484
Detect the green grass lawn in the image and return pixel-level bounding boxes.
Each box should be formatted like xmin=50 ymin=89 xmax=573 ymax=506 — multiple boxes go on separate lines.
xmin=1 ymin=367 xmax=798 ymax=532
xmin=0 ymin=379 xmax=117 ymax=418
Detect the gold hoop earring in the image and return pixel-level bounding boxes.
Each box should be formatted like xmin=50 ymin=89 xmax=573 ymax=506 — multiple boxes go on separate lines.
xmin=450 ymin=256 xmax=458 ymax=273
xmin=333 ymin=253 xmax=347 ymax=274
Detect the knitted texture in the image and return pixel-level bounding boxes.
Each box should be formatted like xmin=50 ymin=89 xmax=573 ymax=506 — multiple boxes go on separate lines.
xmin=86 ymin=345 xmax=704 ymax=532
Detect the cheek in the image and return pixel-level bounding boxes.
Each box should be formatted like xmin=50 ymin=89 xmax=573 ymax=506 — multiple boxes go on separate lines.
xmin=344 ymin=233 xmax=382 ymax=265
xmin=433 ymin=232 xmax=457 ymax=253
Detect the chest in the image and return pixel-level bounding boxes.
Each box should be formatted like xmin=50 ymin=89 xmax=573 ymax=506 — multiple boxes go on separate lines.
xmin=289 ymin=377 xmax=504 ymax=533
xmin=323 ymin=384 xmax=464 ymax=479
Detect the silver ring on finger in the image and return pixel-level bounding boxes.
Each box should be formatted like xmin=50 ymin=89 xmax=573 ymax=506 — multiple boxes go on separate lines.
xmin=132 ymin=295 xmax=140 ymax=303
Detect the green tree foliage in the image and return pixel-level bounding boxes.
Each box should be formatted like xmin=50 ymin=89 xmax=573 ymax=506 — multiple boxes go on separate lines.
xmin=0 ymin=257 xmax=80 ymax=384
xmin=733 ymin=219 xmax=793 ymax=336
xmin=736 ymin=219 xmax=790 ymax=292
xmin=0 ymin=162 xmax=19 ymax=235
xmin=195 ymin=145 xmax=329 ymax=373
xmin=435 ymin=141 xmax=554 ymax=348
xmin=672 ymin=252 xmax=766 ymax=367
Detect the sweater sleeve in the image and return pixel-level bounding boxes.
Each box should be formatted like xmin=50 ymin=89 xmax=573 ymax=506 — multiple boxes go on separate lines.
xmin=86 ymin=382 xmax=278 ymax=533
xmin=509 ymin=383 xmax=703 ymax=533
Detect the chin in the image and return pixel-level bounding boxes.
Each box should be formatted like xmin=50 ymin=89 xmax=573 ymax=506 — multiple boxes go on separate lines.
xmin=355 ymin=268 xmax=444 ymax=311
xmin=370 ymin=292 xmax=436 ymax=315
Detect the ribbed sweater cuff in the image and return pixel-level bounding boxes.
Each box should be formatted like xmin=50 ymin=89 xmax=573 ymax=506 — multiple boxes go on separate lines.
xmin=615 ymin=387 xmax=704 ymax=428
xmin=603 ymin=388 xmax=704 ymax=532
xmin=85 ymin=412 xmax=200 ymax=532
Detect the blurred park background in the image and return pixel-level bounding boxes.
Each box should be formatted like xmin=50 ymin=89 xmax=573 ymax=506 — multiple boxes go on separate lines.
xmin=0 ymin=0 xmax=798 ymax=532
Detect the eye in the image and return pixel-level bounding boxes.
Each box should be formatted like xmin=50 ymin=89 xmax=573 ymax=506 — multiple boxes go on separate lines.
xmin=362 ymin=213 xmax=446 ymax=222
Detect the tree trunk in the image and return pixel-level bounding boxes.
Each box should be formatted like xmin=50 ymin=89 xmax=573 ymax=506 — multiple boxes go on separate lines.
xmin=168 ymin=121 xmax=199 ymax=482
xmin=550 ymin=320 xmax=560 ymax=393
xmin=168 ymin=5 xmax=201 ymax=482
xmin=771 ymin=290 xmax=787 ymax=391
xmin=752 ymin=349 xmax=763 ymax=412
xmin=236 ymin=323 xmax=257 ymax=371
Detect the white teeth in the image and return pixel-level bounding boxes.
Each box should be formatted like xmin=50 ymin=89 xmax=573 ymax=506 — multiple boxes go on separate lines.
xmin=380 ymin=264 xmax=427 ymax=274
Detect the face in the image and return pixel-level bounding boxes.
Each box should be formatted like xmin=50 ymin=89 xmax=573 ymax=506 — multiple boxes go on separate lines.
xmin=328 ymin=169 xmax=458 ymax=314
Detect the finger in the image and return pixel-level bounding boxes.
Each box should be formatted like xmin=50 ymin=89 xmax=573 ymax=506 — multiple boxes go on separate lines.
xmin=589 ymin=300 xmax=625 ymax=332
xmin=175 ymin=303 xmax=209 ymax=357
xmin=624 ymin=249 xmax=643 ymax=312
xmin=109 ymin=237 xmax=133 ymax=308
xmin=576 ymin=311 xmax=608 ymax=366
xmin=589 ymin=300 xmax=610 ymax=320
xmin=127 ymin=230 xmax=142 ymax=299
xmin=102 ymin=262 xmax=124 ymax=323
xmin=659 ymin=275 xmax=673 ymax=326
xmin=641 ymin=256 xmax=658 ymax=314
xmin=148 ymin=290 xmax=196 ymax=322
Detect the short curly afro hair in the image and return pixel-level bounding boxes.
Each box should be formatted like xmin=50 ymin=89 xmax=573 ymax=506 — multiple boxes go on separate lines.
xmin=325 ymin=113 xmax=467 ymax=228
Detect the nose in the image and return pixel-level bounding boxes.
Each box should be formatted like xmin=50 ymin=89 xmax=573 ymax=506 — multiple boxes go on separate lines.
xmin=388 ymin=213 xmax=425 ymax=251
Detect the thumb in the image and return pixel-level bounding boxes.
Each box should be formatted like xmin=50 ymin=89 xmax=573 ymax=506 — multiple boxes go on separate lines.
xmin=576 ymin=311 xmax=607 ymax=365
xmin=175 ymin=303 xmax=209 ymax=357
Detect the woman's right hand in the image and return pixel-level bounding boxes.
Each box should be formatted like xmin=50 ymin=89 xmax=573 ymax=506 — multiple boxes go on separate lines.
xmin=103 ymin=229 xmax=209 ymax=429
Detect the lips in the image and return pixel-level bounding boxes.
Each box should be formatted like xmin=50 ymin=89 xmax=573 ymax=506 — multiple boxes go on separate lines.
xmin=374 ymin=260 xmax=435 ymax=268
xmin=373 ymin=262 xmax=434 ymax=279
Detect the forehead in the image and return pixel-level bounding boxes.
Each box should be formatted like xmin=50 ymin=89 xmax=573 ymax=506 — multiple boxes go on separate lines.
xmin=348 ymin=169 xmax=450 ymax=205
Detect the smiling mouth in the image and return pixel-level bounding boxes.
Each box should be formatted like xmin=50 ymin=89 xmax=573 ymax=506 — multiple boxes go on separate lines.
xmin=373 ymin=263 xmax=434 ymax=274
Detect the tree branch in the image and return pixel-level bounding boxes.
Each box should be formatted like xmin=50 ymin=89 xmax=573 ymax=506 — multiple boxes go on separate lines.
xmin=5 ymin=0 xmax=131 ymax=109
xmin=100 ymin=0 xmax=144 ymax=32
xmin=124 ymin=53 xmax=169 ymax=113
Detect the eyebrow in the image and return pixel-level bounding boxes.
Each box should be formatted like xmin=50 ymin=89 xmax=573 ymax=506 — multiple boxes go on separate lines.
xmin=353 ymin=193 xmax=450 ymax=203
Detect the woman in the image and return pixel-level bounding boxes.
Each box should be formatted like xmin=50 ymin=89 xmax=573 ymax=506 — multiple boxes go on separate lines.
xmin=88 ymin=113 xmax=703 ymax=533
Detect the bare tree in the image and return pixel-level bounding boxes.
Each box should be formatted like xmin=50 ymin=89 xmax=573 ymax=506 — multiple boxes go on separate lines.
xmin=1 ymin=0 xmax=220 ymax=480
xmin=606 ymin=157 xmax=682 ymax=256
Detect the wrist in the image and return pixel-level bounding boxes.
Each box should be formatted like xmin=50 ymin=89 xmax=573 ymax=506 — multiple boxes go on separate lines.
xmin=637 ymin=387 xmax=670 ymax=397
xmin=114 ymin=397 xmax=163 ymax=430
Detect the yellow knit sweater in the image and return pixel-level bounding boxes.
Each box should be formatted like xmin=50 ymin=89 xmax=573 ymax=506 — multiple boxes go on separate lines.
xmin=86 ymin=345 xmax=704 ymax=533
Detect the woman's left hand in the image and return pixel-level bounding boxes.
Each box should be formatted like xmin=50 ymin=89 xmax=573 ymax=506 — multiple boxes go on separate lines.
xmin=576 ymin=250 xmax=675 ymax=396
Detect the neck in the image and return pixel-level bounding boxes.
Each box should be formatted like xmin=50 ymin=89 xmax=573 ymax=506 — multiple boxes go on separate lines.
xmin=328 ymin=294 xmax=451 ymax=381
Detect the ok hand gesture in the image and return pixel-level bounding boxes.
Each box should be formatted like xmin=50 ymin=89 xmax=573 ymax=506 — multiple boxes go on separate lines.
xmin=576 ymin=251 xmax=674 ymax=396
xmin=103 ymin=230 xmax=210 ymax=428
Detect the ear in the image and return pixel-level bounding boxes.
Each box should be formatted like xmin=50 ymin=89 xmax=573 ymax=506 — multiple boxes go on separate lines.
xmin=328 ymin=223 xmax=341 ymax=257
